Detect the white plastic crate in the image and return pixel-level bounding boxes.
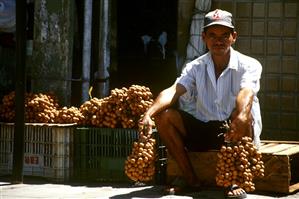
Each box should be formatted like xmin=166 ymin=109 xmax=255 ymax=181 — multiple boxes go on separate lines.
xmin=0 ymin=123 xmax=75 ymax=182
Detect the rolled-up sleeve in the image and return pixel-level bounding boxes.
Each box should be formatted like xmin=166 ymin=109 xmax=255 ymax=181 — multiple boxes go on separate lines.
xmin=240 ymin=59 xmax=262 ymax=94
xmin=177 ymin=63 xmax=197 ymax=98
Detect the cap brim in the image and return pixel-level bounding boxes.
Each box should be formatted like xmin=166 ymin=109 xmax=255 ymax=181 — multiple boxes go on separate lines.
xmin=203 ymin=21 xmax=234 ymax=29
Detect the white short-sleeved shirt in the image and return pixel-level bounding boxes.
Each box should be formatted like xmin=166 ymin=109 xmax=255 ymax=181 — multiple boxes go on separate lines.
xmin=177 ymin=47 xmax=262 ymax=147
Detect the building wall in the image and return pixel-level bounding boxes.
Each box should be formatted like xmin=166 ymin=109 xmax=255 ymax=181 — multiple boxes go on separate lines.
xmin=177 ymin=0 xmax=299 ymax=140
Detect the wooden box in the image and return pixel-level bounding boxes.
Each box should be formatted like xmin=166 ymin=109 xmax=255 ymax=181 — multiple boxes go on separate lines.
xmin=167 ymin=141 xmax=299 ymax=194
xmin=167 ymin=151 xmax=218 ymax=187
xmin=255 ymin=141 xmax=299 ymax=193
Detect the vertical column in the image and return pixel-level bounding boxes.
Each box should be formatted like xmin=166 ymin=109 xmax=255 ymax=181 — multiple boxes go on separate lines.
xmin=81 ymin=0 xmax=93 ymax=103
xmin=92 ymin=0 xmax=110 ymax=98
xmin=12 ymin=0 xmax=27 ymax=183
xmin=31 ymin=0 xmax=74 ymax=106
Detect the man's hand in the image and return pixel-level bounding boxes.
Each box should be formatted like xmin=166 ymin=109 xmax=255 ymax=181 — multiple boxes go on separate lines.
xmin=224 ymin=109 xmax=253 ymax=142
xmin=139 ymin=114 xmax=155 ymax=136
xmin=224 ymin=88 xmax=254 ymax=143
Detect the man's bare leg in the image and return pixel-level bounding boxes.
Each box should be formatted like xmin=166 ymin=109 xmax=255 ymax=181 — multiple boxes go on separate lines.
xmin=154 ymin=109 xmax=199 ymax=186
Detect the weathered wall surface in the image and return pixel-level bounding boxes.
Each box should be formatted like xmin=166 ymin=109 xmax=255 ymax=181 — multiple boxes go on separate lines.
xmin=31 ymin=0 xmax=74 ymax=106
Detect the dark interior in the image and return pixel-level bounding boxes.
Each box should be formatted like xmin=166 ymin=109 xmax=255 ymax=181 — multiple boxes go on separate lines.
xmin=111 ymin=0 xmax=178 ymax=97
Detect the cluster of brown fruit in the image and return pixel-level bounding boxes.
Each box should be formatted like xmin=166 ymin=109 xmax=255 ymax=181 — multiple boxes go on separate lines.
xmin=215 ymin=136 xmax=265 ymax=192
xmin=79 ymin=85 xmax=154 ymax=128
xmin=0 ymin=91 xmax=65 ymax=123
xmin=0 ymin=91 xmax=85 ymax=124
xmin=25 ymin=92 xmax=60 ymax=123
xmin=124 ymin=125 xmax=156 ymax=182
xmin=56 ymin=106 xmax=84 ymax=124
xmin=0 ymin=85 xmax=153 ymax=127
xmin=0 ymin=91 xmax=16 ymax=122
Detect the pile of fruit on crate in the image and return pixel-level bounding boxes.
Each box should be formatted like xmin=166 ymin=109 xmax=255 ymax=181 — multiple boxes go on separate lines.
xmin=79 ymin=85 xmax=154 ymax=128
xmin=0 ymin=85 xmax=154 ymax=129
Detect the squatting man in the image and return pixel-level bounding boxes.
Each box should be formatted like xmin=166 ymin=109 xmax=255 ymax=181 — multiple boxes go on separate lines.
xmin=140 ymin=8 xmax=262 ymax=198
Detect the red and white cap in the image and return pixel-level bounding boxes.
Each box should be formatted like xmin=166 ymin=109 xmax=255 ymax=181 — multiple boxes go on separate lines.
xmin=203 ymin=9 xmax=234 ymax=29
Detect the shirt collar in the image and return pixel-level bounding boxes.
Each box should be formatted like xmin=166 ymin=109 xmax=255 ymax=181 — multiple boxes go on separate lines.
xmin=227 ymin=47 xmax=238 ymax=70
xmin=206 ymin=47 xmax=238 ymax=71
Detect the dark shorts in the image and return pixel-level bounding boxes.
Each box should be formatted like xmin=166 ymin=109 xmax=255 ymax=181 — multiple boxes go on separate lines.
xmin=178 ymin=110 xmax=227 ymax=152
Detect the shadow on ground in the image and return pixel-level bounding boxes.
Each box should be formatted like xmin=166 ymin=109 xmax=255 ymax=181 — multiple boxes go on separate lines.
xmin=1 ymin=175 xmax=297 ymax=199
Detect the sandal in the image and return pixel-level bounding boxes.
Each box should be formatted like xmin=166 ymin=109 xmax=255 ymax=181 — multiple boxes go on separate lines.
xmin=164 ymin=177 xmax=201 ymax=195
xmin=225 ymin=184 xmax=247 ymax=199
xmin=164 ymin=185 xmax=202 ymax=195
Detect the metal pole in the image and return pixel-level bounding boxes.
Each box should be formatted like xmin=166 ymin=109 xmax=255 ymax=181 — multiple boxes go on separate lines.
xmin=12 ymin=0 xmax=27 ymax=183
xmin=81 ymin=0 xmax=93 ymax=102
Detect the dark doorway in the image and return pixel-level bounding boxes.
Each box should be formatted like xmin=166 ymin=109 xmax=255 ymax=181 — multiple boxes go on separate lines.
xmin=112 ymin=0 xmax=178 ymax=97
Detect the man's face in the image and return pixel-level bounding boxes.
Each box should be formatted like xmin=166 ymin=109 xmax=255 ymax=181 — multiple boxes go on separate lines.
xmin=202 ymin=25 xmax=237 ymax=56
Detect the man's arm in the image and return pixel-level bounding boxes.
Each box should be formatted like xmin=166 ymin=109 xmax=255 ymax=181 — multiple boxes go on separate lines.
xmin=140 ymin=83 xmax=186 ymax=126
xmin=145 ymin=83 xmax=186 ymax=118
xmin=224 ymin=87 xmax=254 ymax=142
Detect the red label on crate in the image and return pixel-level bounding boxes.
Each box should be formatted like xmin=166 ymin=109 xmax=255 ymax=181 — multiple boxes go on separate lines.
xmin=24 ymin=155 xmax=39 ymax=165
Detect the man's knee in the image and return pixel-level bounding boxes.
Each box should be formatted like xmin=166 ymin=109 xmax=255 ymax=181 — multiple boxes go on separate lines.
xmin=154 ymin=109 xmax=176 ymax=125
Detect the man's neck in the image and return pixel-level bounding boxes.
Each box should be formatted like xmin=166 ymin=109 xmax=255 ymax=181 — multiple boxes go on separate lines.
xmin=212 ymin=53 xmax=230 ymax=79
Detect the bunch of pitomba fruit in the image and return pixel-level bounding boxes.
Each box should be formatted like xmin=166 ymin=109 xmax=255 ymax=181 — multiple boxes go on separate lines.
xmin=0 ymin=84 xmax=153 ymax=126
xmin=124 ymin=122 xmax=157 ymax=182
xmin=0 ymin=91 xmax=84 ymax=124
xmin=0 ymin=91 xmax=60 ymax=123
xmin=79 ymin=85 xmax=154 ymax=128
xmin=215 ymin=124 xmax=265 ymax=192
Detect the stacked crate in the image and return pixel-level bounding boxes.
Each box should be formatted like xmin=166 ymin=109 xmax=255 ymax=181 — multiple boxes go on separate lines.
xmin=73 ymin=127 xmax=166 ymax=183
xmin=73 ymin=127 xmax=138 ymax=182
xmin=0 ymin=123 xmax=167 ymax=184
xmin=0 ymin=123 xmax=75 ymax=182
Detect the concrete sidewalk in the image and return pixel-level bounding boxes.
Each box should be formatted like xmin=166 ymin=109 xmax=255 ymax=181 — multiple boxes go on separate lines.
xmin=1 ymin=177 xmax=299 ymax=199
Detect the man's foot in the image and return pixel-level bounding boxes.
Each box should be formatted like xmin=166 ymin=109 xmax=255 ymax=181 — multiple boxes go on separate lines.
xmin=164 ymin=185 xmax=202 ymax=195
xmin=225 ymin=184 xmax=247 ymax=199
xmin=164 ymin=177 xmax=201 ymax=195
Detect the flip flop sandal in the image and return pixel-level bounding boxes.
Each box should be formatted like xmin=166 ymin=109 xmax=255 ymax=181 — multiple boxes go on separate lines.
xmin=225 ymin=184 xmax=247 ymax=199
xmin=164 ymin=185 xmax=201 ymax=195
xmin=164 ymin=186 xmax=183 ymax=195
xmin=163 ymin=177 xmax=201 ymax=195
xmin=164 ymin=178 xmax=186 ymax=195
